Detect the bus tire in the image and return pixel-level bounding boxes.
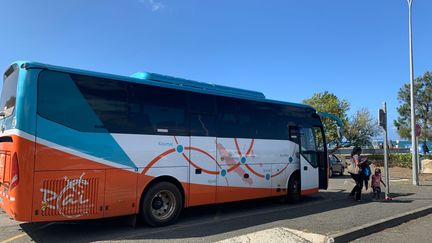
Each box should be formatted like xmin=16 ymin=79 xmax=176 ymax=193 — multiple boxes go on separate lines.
xmin=140 ymin=182 xmax=183 ymax=227
xmin=287 ymin=173 xmax=301 ymax=203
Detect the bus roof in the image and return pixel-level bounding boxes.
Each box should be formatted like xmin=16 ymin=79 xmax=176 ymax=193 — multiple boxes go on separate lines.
xmin=12 ymin=61 xmax=315 ymax=112
xmin=130 ymin=72 xmax=265 ymax=100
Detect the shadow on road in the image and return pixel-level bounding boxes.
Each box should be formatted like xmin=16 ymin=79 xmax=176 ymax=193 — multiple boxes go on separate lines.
xmin=330 ymin=174 xmax=352 ymax=180
xmin=17 ymin=187 xmax=418 ymax=243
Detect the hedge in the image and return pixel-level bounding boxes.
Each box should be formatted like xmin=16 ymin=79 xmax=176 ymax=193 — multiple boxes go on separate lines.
xmin=366 ymin=153 xmax=431 ymax=168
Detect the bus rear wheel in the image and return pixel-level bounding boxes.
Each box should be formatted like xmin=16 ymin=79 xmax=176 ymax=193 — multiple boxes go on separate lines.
xmin=141 ymin=182 xmax=183 ymax=227
xmin=287 ymin=173 xmax=301 ymax=203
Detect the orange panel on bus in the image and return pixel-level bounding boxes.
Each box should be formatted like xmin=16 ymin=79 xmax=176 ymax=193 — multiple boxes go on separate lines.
xmin=104 ymin=168 xmax=137 ymax=217
xmin=32 ymin=170 xmax=105 ymax=222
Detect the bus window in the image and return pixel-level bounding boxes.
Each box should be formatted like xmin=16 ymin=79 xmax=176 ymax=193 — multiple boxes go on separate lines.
xmin=217 ymin=97 xmax=238 ymax=138
xmin=0 ymin=65 xmax=18 ymax=117
xmin=128 ymin=83 xmax=188 ymax=136
xmin=189 ymin=93 xmax=217 ymax=136
xmin=72 ymin=74 xmax=129 ymax=132
xmin=190 ymin=114 xmax=216 ymax=137
xmin=38 ymin=71 xmax=109 ymax=132
xmin=253 ymin=102 xmax=289 ymax=140
xmin=188 ymin=93 xmax=216 ymax=114
xmin=300 ymin=127 xmax=318 ymax=168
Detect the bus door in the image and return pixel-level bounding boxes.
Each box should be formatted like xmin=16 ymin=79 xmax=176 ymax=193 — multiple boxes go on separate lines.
xmin=298 ymin=127 xmax=320 ymax=193
xmin=188 ymin=111 xmax=218 ymax=206
xmin=313 ymin=126 xmax=328 ymax=190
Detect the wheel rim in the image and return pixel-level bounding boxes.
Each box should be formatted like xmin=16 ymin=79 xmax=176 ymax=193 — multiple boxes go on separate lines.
xmin=292 ymin=179 xmax=300 ymax=194
xmin=151 ymin=190 xmax=176 ymax=221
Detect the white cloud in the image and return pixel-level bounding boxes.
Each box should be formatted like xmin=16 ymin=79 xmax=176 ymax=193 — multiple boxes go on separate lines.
xmin=139 ymin=0 xmax=166 ymax=12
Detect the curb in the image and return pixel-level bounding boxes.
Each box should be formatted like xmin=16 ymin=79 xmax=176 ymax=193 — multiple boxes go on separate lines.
xmin=329 ymin=204 xmax=432 ymax=242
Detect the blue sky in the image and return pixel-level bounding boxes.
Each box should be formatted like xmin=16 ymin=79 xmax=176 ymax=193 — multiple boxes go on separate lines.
xmin=1 ymin=0 xmax=431 ymax=140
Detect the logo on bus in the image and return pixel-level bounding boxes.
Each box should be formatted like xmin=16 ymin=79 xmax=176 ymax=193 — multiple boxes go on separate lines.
xmin=40 ymin=173 xmax=93 ymax=218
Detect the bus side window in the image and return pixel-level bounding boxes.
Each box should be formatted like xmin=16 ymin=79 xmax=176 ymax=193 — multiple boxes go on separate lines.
xmin=128 ymin=83 xmax=188 ymax=136
xmin=217 ymin=97 xmax=239 ymax=138
xmin=38 ymin=71 xmax=125 ymax=133
xmin=190 ymin=114 xmax=216 ymax=137
xmin=72 ymin=74 xmax=129 ymax=132
xmin=289 ymin=126 xmax=300 ymax=145
xmin=300 ymin=127 xmax=318 ymax=168
xmin=188 ymin=93 xmax=216 ymax=114
xmin=188 ymin=93 xmax=217 ymax=137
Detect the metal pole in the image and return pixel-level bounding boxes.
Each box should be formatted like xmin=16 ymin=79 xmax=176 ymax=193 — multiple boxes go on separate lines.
xmin=383 ymin=102 xmax=390 ymax=199
xmin=408 ymin=0 xmax=419 ymax=185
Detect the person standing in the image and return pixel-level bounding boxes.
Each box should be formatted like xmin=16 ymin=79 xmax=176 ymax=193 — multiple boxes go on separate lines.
xmin=371 ymin=168 xmax=386 ymax=200
xmin=348 ymin=147 xmax=367 ymax=201
xmin=422 ymin=142 xmax=429 ymax=157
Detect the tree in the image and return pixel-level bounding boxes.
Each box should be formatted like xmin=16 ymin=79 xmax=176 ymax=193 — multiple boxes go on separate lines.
xmin=303 ymin=91 xmax=349 ymax=143
xmin=345 ymin=108 xmax=379 ymax=147
xmin=394 ymin=71 xmax=432 ymax=142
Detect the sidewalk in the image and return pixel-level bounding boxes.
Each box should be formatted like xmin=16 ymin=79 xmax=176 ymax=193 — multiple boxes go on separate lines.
xmin=289 ymin=177 xmax=431 ymax=233
xmin=219 ymin=170 xmax=432 ymax=243
xmin=327 ymin=173 xmax=432 ymax=242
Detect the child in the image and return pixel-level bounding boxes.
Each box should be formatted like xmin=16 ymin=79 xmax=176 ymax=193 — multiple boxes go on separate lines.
xmin=371 ymin=168 xmax=386 ymax=199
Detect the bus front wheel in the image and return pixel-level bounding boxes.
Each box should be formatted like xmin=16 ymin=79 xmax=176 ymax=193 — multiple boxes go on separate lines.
xmin=287 ymin=173 xmax=301 ymax=203
xmin=140 ymin=182 xmax=183 ymax=227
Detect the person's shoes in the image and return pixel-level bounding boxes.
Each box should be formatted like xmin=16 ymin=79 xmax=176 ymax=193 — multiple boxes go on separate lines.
xmin=355 ymin=199 xmax=362 ymax=202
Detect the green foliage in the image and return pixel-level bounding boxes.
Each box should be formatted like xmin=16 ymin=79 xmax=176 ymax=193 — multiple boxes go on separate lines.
xmin=394 ymin=71 xmax=432 ymax=141
xmin=367 ymin=153 xmax=412 ymax=168
xmin=303 ymin=91 xmax=349 ymax=143
xmin=344 ymin=108 xmax=379 ymax=147
xmin=304 ymin=92 xmax=378 ymax=147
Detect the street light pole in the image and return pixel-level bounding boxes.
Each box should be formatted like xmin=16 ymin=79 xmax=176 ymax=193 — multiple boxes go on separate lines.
xmin=407 ymin=0 xmax=419 ymax=185
xmin=382 ymin=103 xmax=390 ymax=199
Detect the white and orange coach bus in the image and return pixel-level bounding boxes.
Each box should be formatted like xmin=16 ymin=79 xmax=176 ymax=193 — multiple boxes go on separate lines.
xmin=0 ymin=61 xmax=332 ymax=226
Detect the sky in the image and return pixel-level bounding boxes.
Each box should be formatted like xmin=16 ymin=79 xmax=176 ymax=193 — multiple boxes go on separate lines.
xmin=1 ymin=0 xmax=431 ymax=140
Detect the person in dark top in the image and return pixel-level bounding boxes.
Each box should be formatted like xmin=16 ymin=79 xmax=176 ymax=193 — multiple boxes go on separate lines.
xmin=348 ymin=147 xmax=367 ymax=201
xmin=423 ymin=142 xmax=429 ymax=156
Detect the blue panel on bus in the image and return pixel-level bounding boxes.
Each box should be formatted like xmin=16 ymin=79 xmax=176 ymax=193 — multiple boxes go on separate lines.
xmin=37 ymin=117 xmax=137 ymax=169
xmin=131 ymin=72 xmax=266 ymax=100
xmin=34 ymin=70 xmax=137 ymax=169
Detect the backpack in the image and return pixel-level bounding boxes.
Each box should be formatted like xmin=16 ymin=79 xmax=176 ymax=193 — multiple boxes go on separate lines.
xmin=363 ymin=164 xmax=371 ymax=178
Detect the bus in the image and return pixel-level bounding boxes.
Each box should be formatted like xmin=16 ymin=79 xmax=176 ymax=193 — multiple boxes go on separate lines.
xmin=0 ymin=61 xmax=330 ymax=226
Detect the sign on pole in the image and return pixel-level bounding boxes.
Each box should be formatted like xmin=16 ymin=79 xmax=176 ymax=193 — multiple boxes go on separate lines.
xmin=379 ymin=109 xmax=386 ymax=130
xmin=415 ymin=124 xmax=421 ymax=137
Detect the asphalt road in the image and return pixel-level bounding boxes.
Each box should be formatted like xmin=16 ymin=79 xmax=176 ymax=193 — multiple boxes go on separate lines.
xmin=0 ymin=176 xmax=350 ymax=243
xmin=1 ymin=192 xmax=337 ymax=242
xmin=353 ymin=213 xmax=432 ymax=243
xmin=1 ymin=175 xmax=431 ymax=243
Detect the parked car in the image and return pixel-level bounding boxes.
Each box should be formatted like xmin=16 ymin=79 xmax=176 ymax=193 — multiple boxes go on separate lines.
xmin=328 ymin=154 xmax=344 ymax=177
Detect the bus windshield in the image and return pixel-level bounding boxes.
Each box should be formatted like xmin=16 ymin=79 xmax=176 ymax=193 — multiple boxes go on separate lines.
xmin=0 ymin=65 xmax=18 ymax=118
